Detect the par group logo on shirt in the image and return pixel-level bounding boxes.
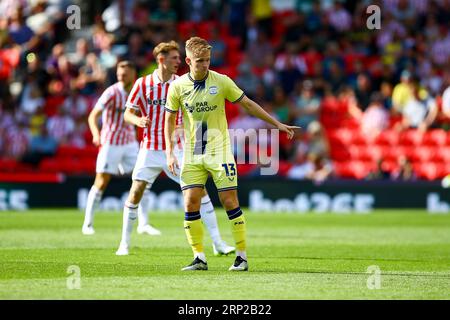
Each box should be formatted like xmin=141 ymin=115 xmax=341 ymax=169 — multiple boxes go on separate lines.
xmin=209 ymin=86 xmax=218 ymax=95
xmin=184 ymin=102 xmax=194 ymax=113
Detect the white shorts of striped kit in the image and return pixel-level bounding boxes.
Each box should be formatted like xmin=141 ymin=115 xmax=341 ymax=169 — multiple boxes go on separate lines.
xmin=96 ymin=142 xmax=139 ymax=175
xmin=132 ymin=148 xmax=183 ymax=186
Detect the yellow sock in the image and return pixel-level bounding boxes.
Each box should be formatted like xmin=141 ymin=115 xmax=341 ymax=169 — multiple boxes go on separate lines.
xmin=230 ymin=215 xmax=246 ymax=252
xmin=184 ymin=219 xmax=204 ymax=255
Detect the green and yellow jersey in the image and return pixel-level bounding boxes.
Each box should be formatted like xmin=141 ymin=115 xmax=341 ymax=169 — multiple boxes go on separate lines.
xmin=165 ymin=70 xmax=245 ymax=156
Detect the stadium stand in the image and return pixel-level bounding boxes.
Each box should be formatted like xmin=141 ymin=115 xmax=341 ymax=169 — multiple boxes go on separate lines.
xmin=0 ymin=0 xmax=449 ymax=182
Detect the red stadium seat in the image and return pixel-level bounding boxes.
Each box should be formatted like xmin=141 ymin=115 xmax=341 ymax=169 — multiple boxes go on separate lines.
xmin=414 ymin=162 xmax=446 ymax=180
xmin=423 ymin=129 xmax=448 ymax=146
xmin=348 ymin=145 xmax=372 ymax=161
xmin=0 ymin=159 xmax=19 ymax=172
xmin=409 ymin=146 xmax=436 ymax=162
xmin=177 ymin=21 xmax=196 ymax=40
xmin=436 ymin=147 xmax=450 ymax=162
xmin=374 ymin=129 xmax=399 ymax=146
xmin=367 ymin=145 xmax=387 ymax=161
xmin=381 ymin=160 xmax=398 ymax=173
xmin=330 ymin=147 xmax=350 ymax=161
xmin=39 ymin=158 xmax=61 ymax=173
xmin=329 ymin=128 xmax=353 ymax=145
xmin=398 ymin=129 xmax=424 ymax=146
xmin=334 ymin=160 xmax=374 ymax=179
xmin=384 ymin=146 xmax=412 ymax=162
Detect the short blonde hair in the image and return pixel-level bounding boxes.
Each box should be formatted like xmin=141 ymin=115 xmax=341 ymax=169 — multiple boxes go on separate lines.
xmin=185 ymin=37 xmax=211 ymax=57
xmin=153 ymin=40 xmax=180 ymax=59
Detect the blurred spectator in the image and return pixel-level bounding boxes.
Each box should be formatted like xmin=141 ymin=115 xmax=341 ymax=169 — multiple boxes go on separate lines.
xmin=430 ymin=26 xmax=450 ymax=67
xmin=396 ymin=81 xmax=438 ymax=132
xmin=209 ymin=28 xmax=226 ymax=68
xmin=67 ymin=118 xmax=89 ymax=148
xmin=123 ymin=32 xmax=149 ymax=71
xmin=354 ymin=73 xmax=373 ymax=112
xmin=287 ymin=152 xmax=333 ymax=183
xmin=55 ymin=55 xmax=77 ymax=94
xmin=19 ymin=79 xmax=44 ymax=115
xmin=7 ymin=7 xmax=35 ymax=46
xmin=250 ymin=0 xmax=273 ymax=38
xmin=62 ymin=88 xmax=89 ymax=120
xmin=182 ymin=0 xmax=220 ymax=22
xmin=391 ymin=156 xmax=417 ymax=181
xmin=392 ymin=70 xmax=413 ymax=114
xmin=46 ymin=107 xmax=75 ymax=145
xmin=271 ymin=85 xmax=293 ymax=123
xmin=0 ymin=0 xmax=28 ymax=19
xmin=293 ymin=80 xmax=321 ymax=129
xmin=422 ymin=66 xmax=443 ymax=97
xmin=150 ymin=0 xmax=178 ymax=30
xmin=76 ymin=53 xmax=106 ymax=95
xmin=327 ymin=61 xmax=346 ymax=94
xmin=226 ymin=0 xmax=248 ymax=39
xmin=92 ymin=20 xmax=111 ymax=52
xmin=322 ymin=42 xmax=344 ymax=79
xmin=366 ymin=158 xmax=391 ymax=180
xmin=390 ymin=0 xmax=416 ymax=25
xmin=306 ymin=121 xmax=330 ymax=159
xmin=305 ymin=2 xmax=322 ymax=32
xmin=98 ymin=34 xmax=118 ymax=76
xmin=305 ymin=152 xmax=334 ymax=183
xmin=286 ymin=152 xmax=314 ymax=180
xmin=260 ymin=54 xmax=277 ymax=91
xmin=380 ymin=81 xmax=393 ymax=111
xmin=132 ymin=1 xmax=150 ymax=29
xmin=29 ymin=106 xmax=47 ymax=137
xmin=443 ymin=83 xmax=450 ymax=119
xmin=327 ymin=1 xmax=352 ymax=33
xmin=3 ymin=122 xmax=29 ymax=160
xmin=22 ymin=126 xmax=57 ymax=165
xmin=247 ymin=31 xmax=273 ymax=68
xmin=102 ymin=0 xmax=136 ymax=32
xmin=46 ymin=43 xmax=65 ymax=76
xmin=68 ymin=39 xmax=90 ymax=69
xmin=235 ymin=60 xmax=260 ymax=100
xmin=274 ymin=43 xmax=306 ymax=94
xmin=361 ymin=92 xmax=389 ymax=141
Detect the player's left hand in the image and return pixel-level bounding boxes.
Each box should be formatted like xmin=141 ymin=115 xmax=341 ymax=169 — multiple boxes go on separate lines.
xmin=167 ymin=153 xmax=179 ymax=176
xmin=277 ymin=124 xmax=301 ymax=140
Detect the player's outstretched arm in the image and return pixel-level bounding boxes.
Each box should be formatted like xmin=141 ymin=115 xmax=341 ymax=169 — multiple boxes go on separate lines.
xmin=87 ymin=107 xmax=102 ymax=146
xmin=164 ymin=110 xmax=179 ymax=176
xmin=238 ymin=95 xmax=300 ymax=139
xmin=124 ymin=108 xmax=150 ymax=128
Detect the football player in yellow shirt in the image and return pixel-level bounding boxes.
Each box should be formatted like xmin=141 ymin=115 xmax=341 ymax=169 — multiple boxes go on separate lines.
xmin=164 ymin=37 xmax=299 ymax=271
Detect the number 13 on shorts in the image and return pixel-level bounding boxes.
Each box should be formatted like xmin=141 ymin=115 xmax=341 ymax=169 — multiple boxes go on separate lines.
xmin=222 ymin=163 xmax=236 ymax=177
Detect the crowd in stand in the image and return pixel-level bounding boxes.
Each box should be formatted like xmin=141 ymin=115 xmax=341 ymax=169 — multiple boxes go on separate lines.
xmin=0 ymin=0 xmax=449 ymax=181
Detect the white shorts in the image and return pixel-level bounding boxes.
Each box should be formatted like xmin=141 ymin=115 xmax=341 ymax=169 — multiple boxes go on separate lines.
xmin=132 ymin=149 xmax=183 ymax=186
xmin=96 ymin=142 xmax=139 ymax=175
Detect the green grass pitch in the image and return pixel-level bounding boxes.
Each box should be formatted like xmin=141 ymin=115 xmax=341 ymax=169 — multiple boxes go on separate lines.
xmin=0 ymin=209 xmax=449 ymax=299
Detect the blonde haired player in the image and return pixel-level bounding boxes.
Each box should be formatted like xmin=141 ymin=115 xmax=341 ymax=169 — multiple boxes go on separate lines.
xmin=165 ymin=37 xmax=299 ymax=271
xmin=116 ymin=41 xmax=234 ymax=255
xmin=82 ymin=61 xmax=158 ymax=236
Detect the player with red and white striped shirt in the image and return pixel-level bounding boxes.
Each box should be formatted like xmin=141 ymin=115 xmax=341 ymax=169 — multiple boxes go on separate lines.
xmin=82 ymin=61 xmax=159 ymax=236
xmin=116 ymin=41 xmax=234 ymax=256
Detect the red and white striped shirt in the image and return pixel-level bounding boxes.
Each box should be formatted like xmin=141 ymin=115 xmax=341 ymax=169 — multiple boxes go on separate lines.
xmin=126 ymin=70 xmax=182 ymax=150
xmin=94 ymin=82 xmax=136 ymax=146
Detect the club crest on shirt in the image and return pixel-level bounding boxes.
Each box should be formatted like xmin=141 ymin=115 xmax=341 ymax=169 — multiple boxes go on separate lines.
xmin=209 ymin=86 xmax=218 ymax=95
